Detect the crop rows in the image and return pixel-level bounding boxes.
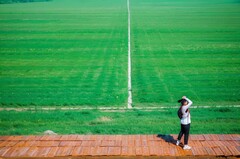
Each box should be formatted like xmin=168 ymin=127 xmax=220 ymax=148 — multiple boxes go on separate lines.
xmin=0 ymin=0 xmax=128 ymax=107
xmin=131 ymin=0 xmax=240 ymax=107
xmin=0 ymin=0 xmax=240 ymax=107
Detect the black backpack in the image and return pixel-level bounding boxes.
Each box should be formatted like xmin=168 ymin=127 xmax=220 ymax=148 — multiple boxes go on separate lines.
xmin=177 ymin=106 xmax=189 ymax=119
xmin=177 ymin=106 xmax=183 ymax=119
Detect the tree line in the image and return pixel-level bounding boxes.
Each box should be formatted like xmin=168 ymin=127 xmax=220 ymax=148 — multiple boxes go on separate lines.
xmin=0 ymin=0 xmax=52 ymax=4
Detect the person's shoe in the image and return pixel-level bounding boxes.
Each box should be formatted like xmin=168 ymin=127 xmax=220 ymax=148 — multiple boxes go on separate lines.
xmin=176 ymin=140 xmax=180 ymax=146
xmin=183 ymin=145 xmax=191 ymax=150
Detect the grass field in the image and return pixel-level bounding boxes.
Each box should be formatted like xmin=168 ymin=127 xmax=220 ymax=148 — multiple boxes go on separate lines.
xmin=0 ymin=0 xmax=240 ymax=135
xmin=0 ymin=107 xmax=239 ymax=135
xmin=131 ymin=0 xmax=240 ymax=107
xmin=0 ymin=0 xmax=240 ymax=107
xmin=0 ymin=0 xmax=128 ymax=107
xmin=0 ymin=0 xmax=240 ymax=108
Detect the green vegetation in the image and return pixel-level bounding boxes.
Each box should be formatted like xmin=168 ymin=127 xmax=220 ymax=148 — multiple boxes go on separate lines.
xmin=0 ymin=0 xmax=240 ymax=108
xmin=0 ymin=0 xmax=51 ymax=4
xmin=0 ymin=107 xmax=239 ymax=135
xmin=131 ymin=0 xmax=240 ymax=107
xmin=0 ymin=0 xmax=128 ymax=107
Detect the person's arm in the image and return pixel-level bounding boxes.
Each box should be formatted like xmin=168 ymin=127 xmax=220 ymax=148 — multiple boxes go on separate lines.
xmin=183 ymin=96 xmax=193 ymax=109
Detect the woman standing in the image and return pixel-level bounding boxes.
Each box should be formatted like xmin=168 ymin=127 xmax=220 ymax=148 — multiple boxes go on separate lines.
xmin=176 ymin=96 xmax=193 ymax=150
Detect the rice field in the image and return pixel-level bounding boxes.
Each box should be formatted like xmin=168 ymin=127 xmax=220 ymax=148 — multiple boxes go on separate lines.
xmin=131 ymin=0 xmax=240 ymax=107
xmin=0 ymin=0 xmax=240 ymax=108
xmin=0 ymin=0 xmax=128 ymax=107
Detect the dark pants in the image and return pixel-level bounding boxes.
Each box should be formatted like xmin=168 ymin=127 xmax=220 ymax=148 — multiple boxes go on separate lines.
xmin=177 ymin=124 xmax=190 ymax=145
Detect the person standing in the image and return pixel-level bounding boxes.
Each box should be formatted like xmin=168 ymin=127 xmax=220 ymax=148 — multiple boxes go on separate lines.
xmin=176 ymin=96 xmax=193 ymax=150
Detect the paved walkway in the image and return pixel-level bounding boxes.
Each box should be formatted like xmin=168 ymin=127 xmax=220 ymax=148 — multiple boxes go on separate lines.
xmin=0 ymin=134 xmax=239 ymax=158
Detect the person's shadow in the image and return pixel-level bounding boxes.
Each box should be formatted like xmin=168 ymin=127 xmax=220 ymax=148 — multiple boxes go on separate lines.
xmin=157 ymin=134 xmax=179 ymax=146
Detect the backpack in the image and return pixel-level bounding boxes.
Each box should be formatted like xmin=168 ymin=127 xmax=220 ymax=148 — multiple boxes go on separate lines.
xmin=177 ymin=106 xmax=183 ymax=119
xmin=177 ymin=106 xmax=189 ymax=119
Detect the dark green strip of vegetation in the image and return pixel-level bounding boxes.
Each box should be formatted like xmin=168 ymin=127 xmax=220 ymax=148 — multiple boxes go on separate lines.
xmin=0 ymin=107 xmax=239 ymax=135
xmin=0 ymin=0 xmax=52 ymax=4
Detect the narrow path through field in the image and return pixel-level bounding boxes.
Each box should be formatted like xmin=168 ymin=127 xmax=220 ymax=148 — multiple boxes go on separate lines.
xmin=0 ymin=105 xmax=239 ymax=112
xmin=127 ymin=0 xmax=132 ymax=109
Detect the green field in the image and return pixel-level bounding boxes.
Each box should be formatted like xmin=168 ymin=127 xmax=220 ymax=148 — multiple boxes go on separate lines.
xmin=0 ymin=0 xmax=128 ymax=107
xmin=0 ymin=0 xmax=240 ymax=135
xmin=1 ymin=0 xmax=240 ymax=108
xmin=131 ymin=0 xmax=240 ymax=107
xmin=0 ymin=107 xmax=239 ymax=135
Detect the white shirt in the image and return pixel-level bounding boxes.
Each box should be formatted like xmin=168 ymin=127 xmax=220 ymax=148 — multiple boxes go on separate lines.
xmin=180 ymin=98 xmax=193 ymax=125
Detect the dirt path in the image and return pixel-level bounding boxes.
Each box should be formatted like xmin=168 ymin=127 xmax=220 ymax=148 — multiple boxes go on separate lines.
xmin=127 ymin=0 xmax=132 ymax=109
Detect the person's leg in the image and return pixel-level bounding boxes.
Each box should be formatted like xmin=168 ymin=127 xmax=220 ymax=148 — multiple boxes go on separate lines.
xmin=177 ymin=124 xmax=184 ymax=141
xmin=184 ymin=124 xmax=190 ymax=145
xmin=182 ymin=124 xmax=191 ymax=150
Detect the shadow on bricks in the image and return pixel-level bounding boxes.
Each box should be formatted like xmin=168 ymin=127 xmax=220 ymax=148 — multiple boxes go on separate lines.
xmin=157 ymin=134 xmax=177 ymax=145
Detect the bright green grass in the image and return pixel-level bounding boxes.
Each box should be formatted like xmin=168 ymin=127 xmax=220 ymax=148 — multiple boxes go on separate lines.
xmin=131 ymin=0 xmax=240 ymax=107
xmin=0 ymin=0 xmax=240 ymax=108
xmin=0 ymin=107 xmax=239 ymax=135
xmin=0 ymin=0 xmax=128 ymax=107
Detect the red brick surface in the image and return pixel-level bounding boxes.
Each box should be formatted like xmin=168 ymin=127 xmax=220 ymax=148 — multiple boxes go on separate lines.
xmin=0 ymin=134 xmax=239 ymax=158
